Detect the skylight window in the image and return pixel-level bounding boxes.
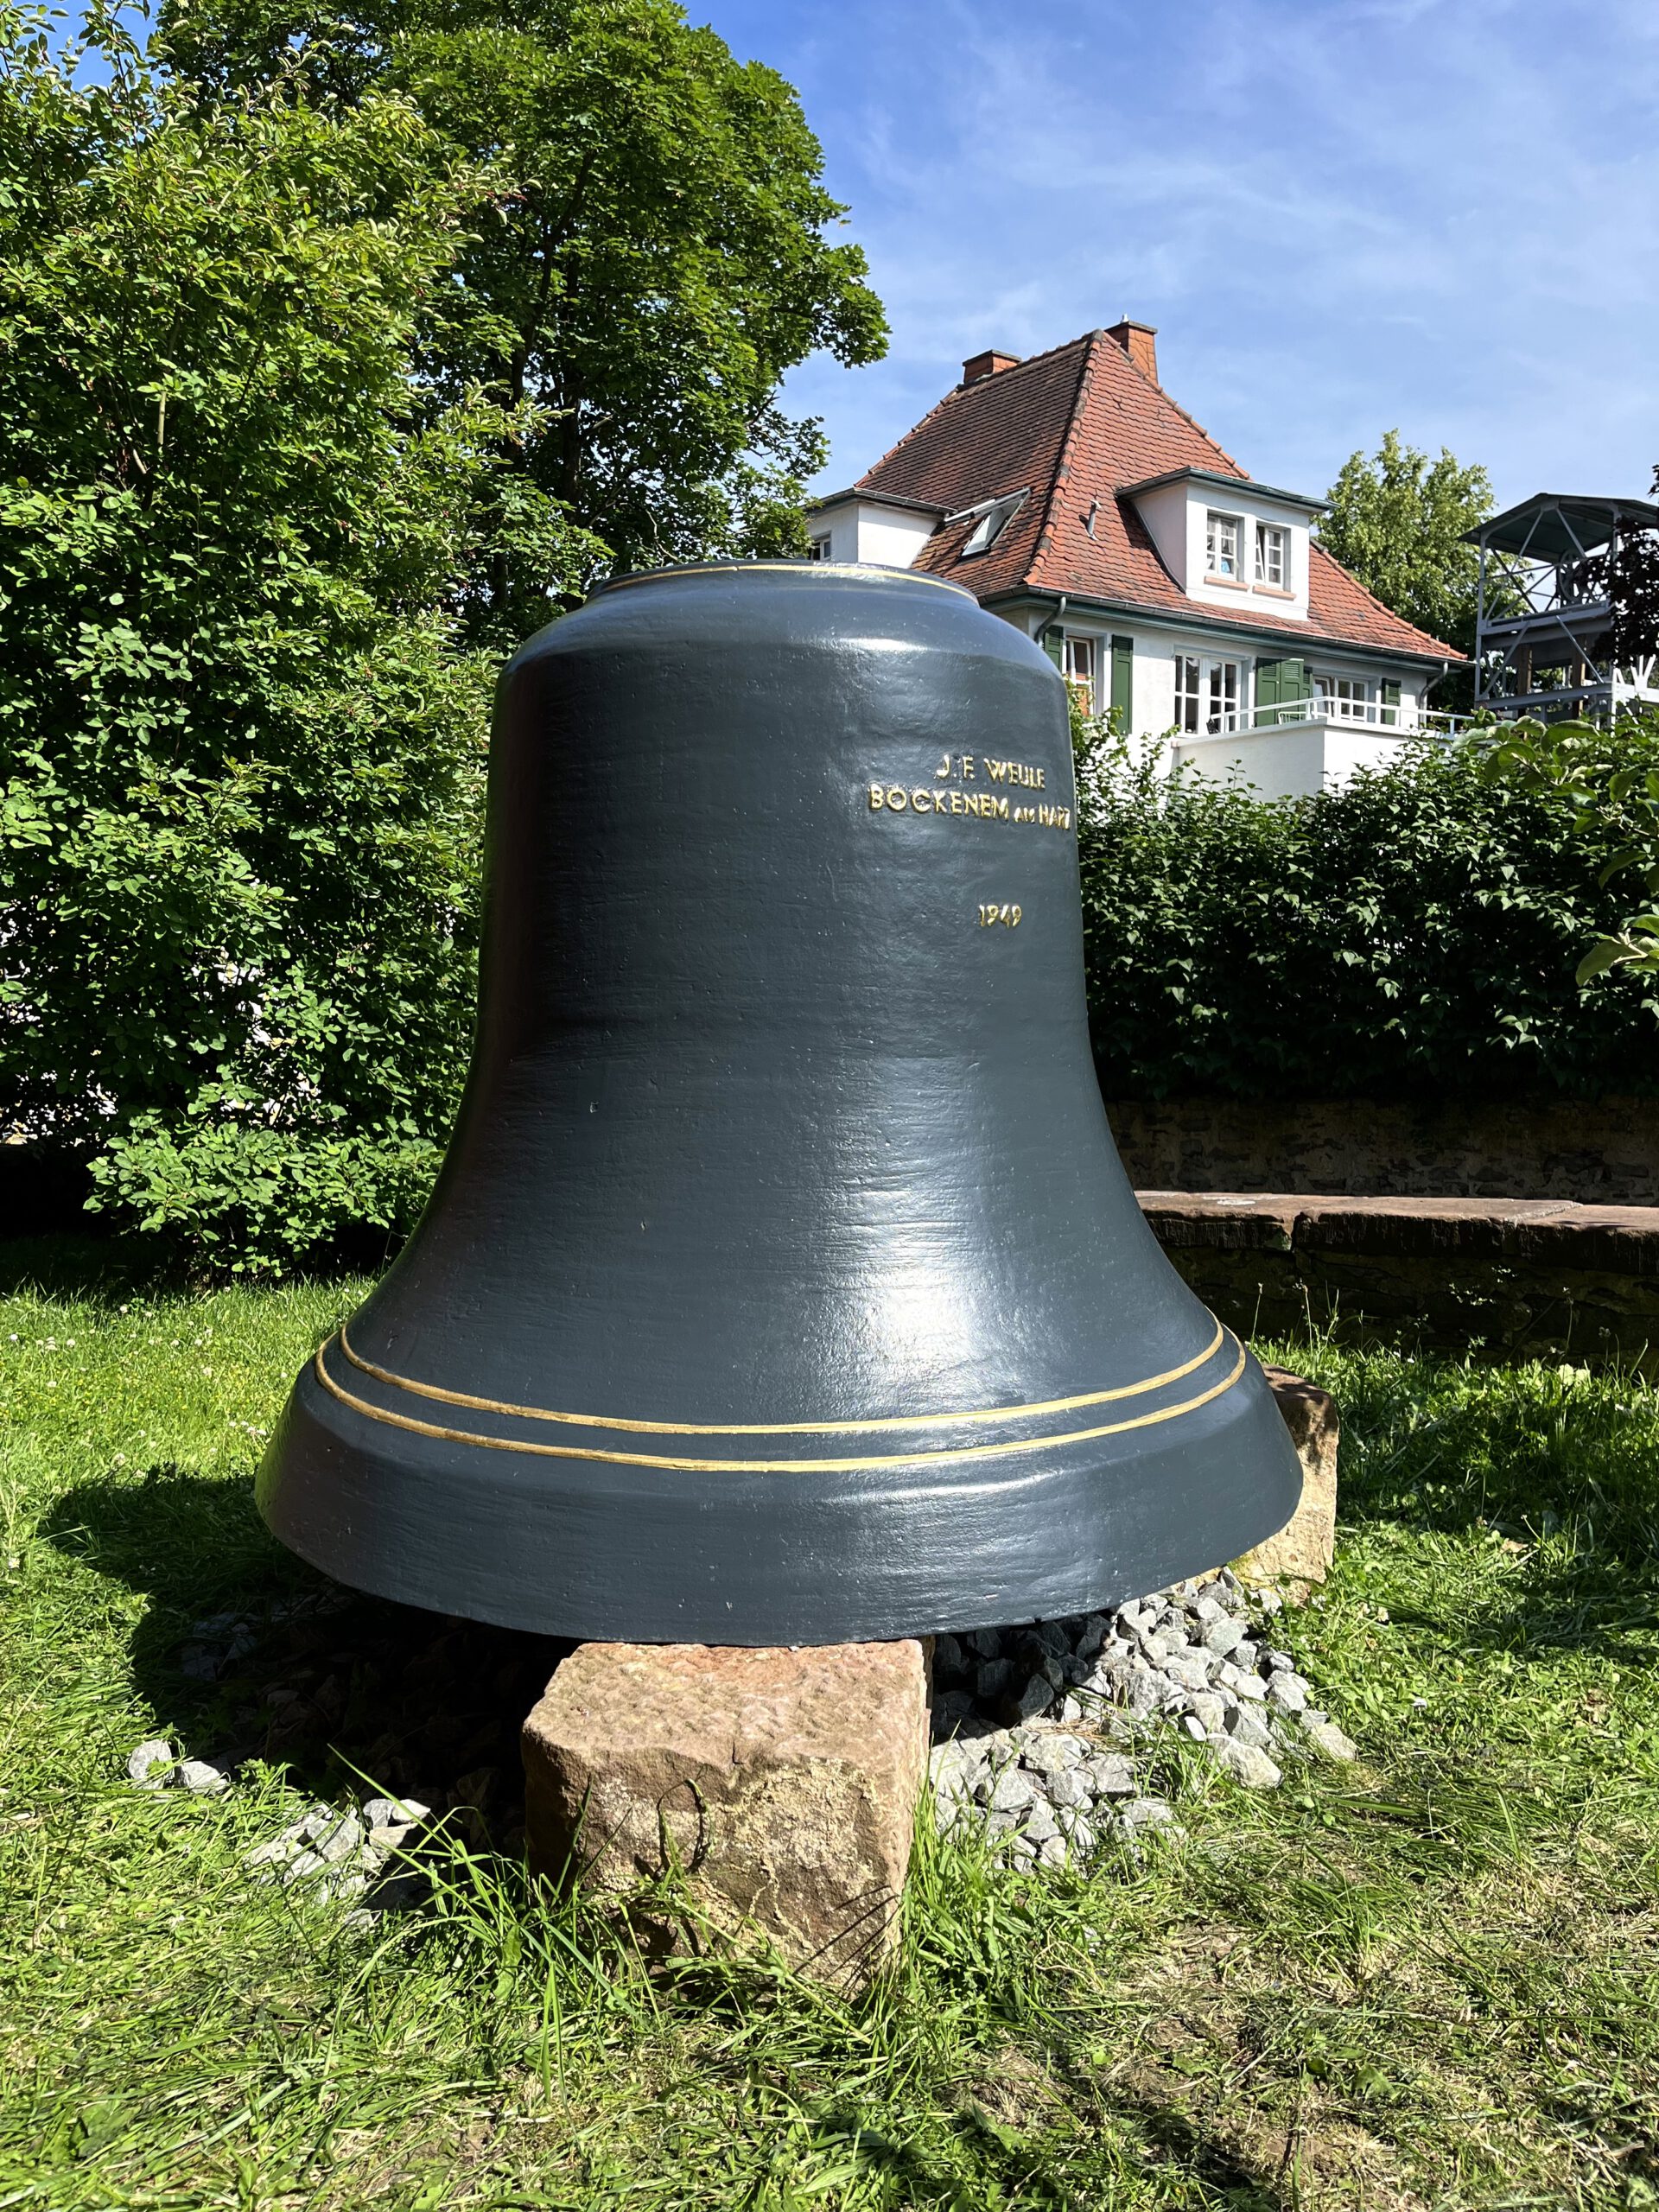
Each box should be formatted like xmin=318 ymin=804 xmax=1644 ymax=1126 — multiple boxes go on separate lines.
xmin=947 ymin=488 xmax=1029 ymax=556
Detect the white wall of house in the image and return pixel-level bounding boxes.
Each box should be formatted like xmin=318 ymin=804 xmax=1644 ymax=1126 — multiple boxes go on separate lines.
xmin=858 ymin=509 xmax=936 ymax=567
xmin=807 ymin=499 xmax=935 ymax=569
xmin=1172 ymin=723 xmax=1332 ymax=796
xmin=1171 ymin=721 xmax=1433 ymax=798
xmin=1131 ymin=639 xmax=1179 ymax=734
xmin=1127 ymin=482 xmax=1189 ymax=588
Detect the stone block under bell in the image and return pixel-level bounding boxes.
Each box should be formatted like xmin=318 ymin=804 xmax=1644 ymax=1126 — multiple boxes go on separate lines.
xmin=1231 ymin=1367 xmax=1338 ymax=1587
xmin=522 ymin=1638 xmax=929 ymax=1987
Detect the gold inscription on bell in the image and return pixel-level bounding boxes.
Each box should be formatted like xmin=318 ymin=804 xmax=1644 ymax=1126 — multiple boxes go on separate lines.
xmin=867 ymin=782 xmax=1071 ymax=833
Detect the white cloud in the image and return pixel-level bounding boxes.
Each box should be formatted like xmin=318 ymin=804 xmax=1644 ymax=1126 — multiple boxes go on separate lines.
xmin=701 ymin=0 xmax=1659 ymax=509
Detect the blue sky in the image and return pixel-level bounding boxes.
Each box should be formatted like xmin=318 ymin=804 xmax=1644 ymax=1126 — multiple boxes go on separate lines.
xmin=696 ymin=0 xmax=1659 ymax=515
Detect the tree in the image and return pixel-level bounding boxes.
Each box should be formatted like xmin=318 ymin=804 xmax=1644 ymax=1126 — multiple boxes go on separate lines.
xmin=1579 ymin=472 xmax=1659 ymax=666
xmin=2 ymin=0 xmax=886 ymax=1271
xmin=0 ymin=1 xmax=603 ymax=1268
xmin=161 ymin=0 xmax=890 ymax=588
xmin=1319 ymin=429 xmax=1494 ymax=662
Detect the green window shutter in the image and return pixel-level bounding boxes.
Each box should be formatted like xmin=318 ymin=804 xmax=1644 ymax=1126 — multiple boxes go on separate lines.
xmin=1109 ymin=634 xmax=1134 ymax=731
xmin=1255 ymin=656 xmax=1306 ymax=723
xmin=1381 ymin=677 xmax=1401 ymax=727
xmin=1282 ymin=657 xmax=1307 ymax=721
xmin=1041 ymin=625 xmax=1065 ymax=669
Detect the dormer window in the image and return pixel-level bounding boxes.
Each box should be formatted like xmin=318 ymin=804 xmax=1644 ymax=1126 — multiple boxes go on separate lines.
xmin=950 ymin=487 xmax=1029 ymax=556
xmin=1205 ymin=510 xmax=1242 ymax=580
xmin=1254 ymin=523 xmax=1287 ymax=588
xmin=1122 ymin=467 xmax=1321 ymax=613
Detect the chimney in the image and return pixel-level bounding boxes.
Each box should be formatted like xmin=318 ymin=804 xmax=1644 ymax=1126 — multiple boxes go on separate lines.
xmin=1106 ymin=319 xmax=1158 ymax=383
xmin=962 ymin=348 xmax=1020 ymax=385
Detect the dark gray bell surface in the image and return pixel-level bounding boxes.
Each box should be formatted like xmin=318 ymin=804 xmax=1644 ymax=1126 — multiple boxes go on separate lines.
xmin=258 ymin=561 xmax=1300 ymax=1642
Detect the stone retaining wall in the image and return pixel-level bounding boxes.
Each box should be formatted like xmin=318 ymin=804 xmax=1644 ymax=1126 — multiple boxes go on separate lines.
xmin=1109 ymin=1096 xmax=1659 ymax=1205
xmin=1141 ymin=1192 xmax=1659 ymax=1370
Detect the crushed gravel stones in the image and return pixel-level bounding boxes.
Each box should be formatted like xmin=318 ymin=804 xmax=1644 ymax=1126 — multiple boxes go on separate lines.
xmin=930 ymin=1571 xmax=1357 ymax=1867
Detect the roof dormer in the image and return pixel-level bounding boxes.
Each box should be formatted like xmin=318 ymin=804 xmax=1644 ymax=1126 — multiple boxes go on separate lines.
xmin=804 ymin=487 xmax=943 ymax=569
xmin=1121 ymin=467 xmax=1327 ymax=622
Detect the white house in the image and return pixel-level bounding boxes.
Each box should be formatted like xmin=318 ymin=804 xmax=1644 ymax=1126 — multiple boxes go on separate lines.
xmin=808 ymin=323 xmax=1465 ymax=798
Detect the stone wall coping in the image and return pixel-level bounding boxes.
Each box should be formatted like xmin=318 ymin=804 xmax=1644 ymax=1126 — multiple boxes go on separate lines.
xmin=1137 ymin=1191 xmax=1659 ymax=1274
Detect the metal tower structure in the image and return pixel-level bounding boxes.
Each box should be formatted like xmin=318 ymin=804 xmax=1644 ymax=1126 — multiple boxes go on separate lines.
xmin=1466 ymin=493 xmax=1659 ymax=721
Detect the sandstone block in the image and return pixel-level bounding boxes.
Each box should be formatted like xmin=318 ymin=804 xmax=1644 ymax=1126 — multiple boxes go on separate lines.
xmin=1230 ymin=1364 xmax=1338 ymax=1586
xmin=522 ymin=1638 xmax=928 ymax=1987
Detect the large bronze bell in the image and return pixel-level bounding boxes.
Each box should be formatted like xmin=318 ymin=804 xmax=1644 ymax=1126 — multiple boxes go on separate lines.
xmin=259 ymin=563 xmax=1300 ymax=1641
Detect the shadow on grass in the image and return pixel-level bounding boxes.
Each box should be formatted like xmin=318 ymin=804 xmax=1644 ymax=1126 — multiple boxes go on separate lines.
xmin=805 ymin=2094 xmax=1282 ymax=2212
xmin=0 ymin=1226 xmax=400 ymax=1306
xmin=1272 ymin=1339 xmax=1659 ymax=1665
xmin=1090 ymin=2090 xmax=1284 ymax=2211
xmin=0 ymin=1233 xmax=181 ymax=1305
xmin=44 ymin=1464 xmax=569 ymax=1850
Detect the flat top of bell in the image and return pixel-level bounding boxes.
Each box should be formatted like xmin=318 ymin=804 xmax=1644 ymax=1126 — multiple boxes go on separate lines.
xmin=589 ymin=559 xmax=976 ymax=604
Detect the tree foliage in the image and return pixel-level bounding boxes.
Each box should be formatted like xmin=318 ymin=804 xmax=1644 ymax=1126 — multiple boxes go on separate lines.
xmin=2 ymin=0 xmax=882 ymax=1270
xmin=1577 ymin=474 xmax=1659 ymax=667
xmin=1073 ymin=727 xmax=1659 ymax=1103
xmin=0 ymin=3 xmax=602 ymax=1267
xmin=1319 ymin=429 xmax=1494 ymax=660
xmin=162 ymin=0 xmax=889 ymax=586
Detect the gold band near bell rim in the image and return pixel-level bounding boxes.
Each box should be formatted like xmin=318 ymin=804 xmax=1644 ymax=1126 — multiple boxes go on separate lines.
xmin=336 ymin=1313 xmax=1228 ymax=1438
xmin=312 ymin=1326 xmax=1246 ymax=1475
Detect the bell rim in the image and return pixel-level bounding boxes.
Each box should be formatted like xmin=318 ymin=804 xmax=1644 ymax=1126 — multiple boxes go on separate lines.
xmin=257 ymin=1338 xmax=1305 ymax=1645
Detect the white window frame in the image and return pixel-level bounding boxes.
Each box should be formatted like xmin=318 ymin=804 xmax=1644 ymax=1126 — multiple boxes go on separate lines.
xmin=1174 ymin=653 xmax=1244 ymax=734
xmin=1314 ymin=671 xmax=1376 ymax=721
xmin=807 ymin=534 xmax=833 ymax=562
xmin=1062 ymin=634 xmax=1097 ymax=712
xmin=1205 ymin=510 xmax=1243 ymax=580
xmin=1254 ymin=522 xmax=1287 ymax=588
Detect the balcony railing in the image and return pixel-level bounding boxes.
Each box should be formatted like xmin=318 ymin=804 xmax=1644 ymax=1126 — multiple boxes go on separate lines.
xmin=1186 ymin=697 xmax=1471 ymax=741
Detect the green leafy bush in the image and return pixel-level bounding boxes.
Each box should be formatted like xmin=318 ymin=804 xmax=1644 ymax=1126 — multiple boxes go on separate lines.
xmin=1484 ymin=714 xmax=1659 ymax=984
xmin=1076 ymin=726 xmax=1659 ymax=1101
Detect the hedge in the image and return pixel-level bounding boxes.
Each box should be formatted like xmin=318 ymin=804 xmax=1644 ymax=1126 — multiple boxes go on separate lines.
xmin=1075 ymin=728 xmax=1659 ymax=1102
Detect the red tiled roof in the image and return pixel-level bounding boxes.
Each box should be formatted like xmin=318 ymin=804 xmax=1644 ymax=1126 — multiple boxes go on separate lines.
xmin=855 ymin=330 xmax=1462 ymax=664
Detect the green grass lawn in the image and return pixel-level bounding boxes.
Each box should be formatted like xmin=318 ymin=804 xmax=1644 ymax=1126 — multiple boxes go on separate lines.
xmin=3 ymin=1239 xmax=1659 ymax=2211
